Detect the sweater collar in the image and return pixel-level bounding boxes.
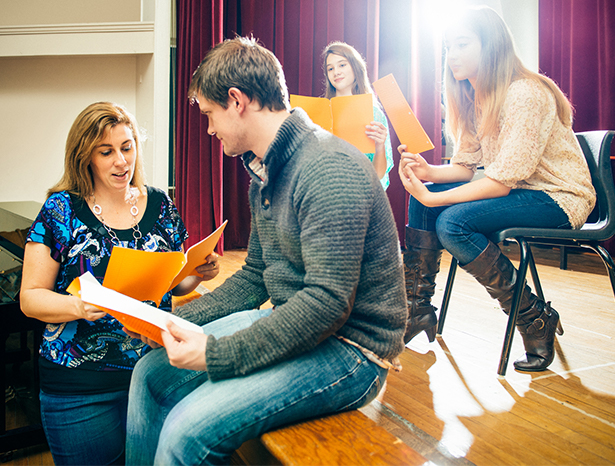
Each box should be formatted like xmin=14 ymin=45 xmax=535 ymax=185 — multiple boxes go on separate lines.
xmin=242 ymin=108 xmax=312 ymax=186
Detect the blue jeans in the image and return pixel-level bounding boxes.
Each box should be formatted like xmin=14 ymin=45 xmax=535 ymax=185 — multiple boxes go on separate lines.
xmin=407 ymin=183 xmax=571 ymax=265
xmin=125 ymin=308 xmax=388 ymax=466
xmin=40 ymin=389 xmax=128 ymax=465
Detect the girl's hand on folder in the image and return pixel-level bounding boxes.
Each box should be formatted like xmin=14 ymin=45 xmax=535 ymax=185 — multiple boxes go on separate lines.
xmin=123 ymin=328 xmax=162 ymax=349
xmin=398 ymin=159 xmax=432 ymax=204
xmin=80 ymin=301 xmax=108 ymax=322
xmin=365 ymin=121 xmax=387 ymax=146
xmin=172 ymin=253 xmax=220 ymax=296
xmin=162 ymin=321 xmax=208 ymax=371
xmin=195 ymin=253 xmax=220 ymax=281
xmin=398 ymin=145 xmax=432 ymax=181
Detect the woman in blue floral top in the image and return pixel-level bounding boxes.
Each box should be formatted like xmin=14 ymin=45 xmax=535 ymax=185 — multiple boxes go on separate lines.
xmin=20 ymin=102 xmax=219 ymax=466
xmin=323 ymin=41 xmax=394 ymax=190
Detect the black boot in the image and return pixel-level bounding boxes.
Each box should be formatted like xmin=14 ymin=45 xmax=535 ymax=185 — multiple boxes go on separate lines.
xmin=461 ymin=241 xmax=561 ymax=372
xmin=402 ymin=227 xmax=442 ymax=344
xmin=513 ymin=300 xmax=560 ymax=371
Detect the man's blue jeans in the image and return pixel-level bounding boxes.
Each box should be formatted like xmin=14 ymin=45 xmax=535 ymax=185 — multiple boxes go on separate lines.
xmin=407 ymin=183 xmax=571 ymax=265
xmin=125 ymin=308 xmax=388 ymax=465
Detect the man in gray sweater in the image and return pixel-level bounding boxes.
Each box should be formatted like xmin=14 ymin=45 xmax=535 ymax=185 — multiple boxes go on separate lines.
xmin=126 ymin=36 xmax=407 ymax=466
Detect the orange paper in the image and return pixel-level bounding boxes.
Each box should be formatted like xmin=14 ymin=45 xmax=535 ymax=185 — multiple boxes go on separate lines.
xmin=372 ymin=74 xmax=434 ymax=154
xmin=102 ymin=220 xmax=227 ymax=306
xmin=290 ymin=94 xmax=374 ymax=153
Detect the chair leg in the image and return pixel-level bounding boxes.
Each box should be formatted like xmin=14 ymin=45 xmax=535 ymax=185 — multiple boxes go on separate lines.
xmin=497 ymin=238 xmax=531 ymax=376
xmin=559 ymin=246 xmax=568 ymax=270
xmin=525 ymin=246 xmax=564 ymax=336
xmin=582 ymin=243 xmax=615 ymax=300
xmin=437 ymin=257 xmax=458 ymax=336
xmin=527 ymin=248 xmax=544 ymax=301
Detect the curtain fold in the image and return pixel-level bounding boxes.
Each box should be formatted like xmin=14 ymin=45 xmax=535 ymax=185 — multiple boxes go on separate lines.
xmin=175 ymin=0 xmax=225 ymax=249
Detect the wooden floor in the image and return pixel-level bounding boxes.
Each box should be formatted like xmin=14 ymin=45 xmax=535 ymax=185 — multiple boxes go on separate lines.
xmin=3 ymin=245 xmax=614 ymax=465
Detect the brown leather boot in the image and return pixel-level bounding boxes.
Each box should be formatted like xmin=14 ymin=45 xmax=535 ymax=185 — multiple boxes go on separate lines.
xmin=402 ymin=227 xmax=442 ymax=344
xmin=513 ymin=300 xmax=560 ymax=371
xmin=461 ymin=241 xmax=561 ymax=372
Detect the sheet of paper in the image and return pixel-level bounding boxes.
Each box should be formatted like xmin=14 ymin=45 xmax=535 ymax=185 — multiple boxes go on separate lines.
xmin=372 ymin=74 xmax=434 ymax=154
xmin=169 ymin=220 xmax=228 ymax=290
xmin=69 ymin=272 xmax=203 ymax=347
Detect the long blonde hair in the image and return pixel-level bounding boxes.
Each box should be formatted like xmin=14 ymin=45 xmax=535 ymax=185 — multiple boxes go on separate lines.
xmin=445 ymin=6 xmax=573 ymax=145
xmin=48 ymin=102 xmax=147 ymax=199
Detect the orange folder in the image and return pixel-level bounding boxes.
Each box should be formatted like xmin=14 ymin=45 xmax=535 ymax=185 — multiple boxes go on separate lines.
xmin=102 ymin=220 xmax=228 ymax=306
xmin=67 ymin=273 xmax=203 ymax=347
xmin=290 ymin=94 xmax=374 ymax=153
xmin=372 ymin=74 xmax=434 ymax=154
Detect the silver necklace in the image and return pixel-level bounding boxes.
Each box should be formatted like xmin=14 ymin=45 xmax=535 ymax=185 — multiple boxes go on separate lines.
xmin=91 ymin=189 xmax=143 ymax=247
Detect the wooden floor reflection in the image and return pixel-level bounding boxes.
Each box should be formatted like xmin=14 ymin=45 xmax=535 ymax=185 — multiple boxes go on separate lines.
xmin=364 ymin=245 xmax=615 ymax=466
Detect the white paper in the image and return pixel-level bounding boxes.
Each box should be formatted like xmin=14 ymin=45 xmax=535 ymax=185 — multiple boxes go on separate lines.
xmin=78 ymin=272 xmax=203 ymax=333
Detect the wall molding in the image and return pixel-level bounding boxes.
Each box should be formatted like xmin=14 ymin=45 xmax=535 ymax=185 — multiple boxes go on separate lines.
xmin=0 ymin=22 xmax=154 ymax=36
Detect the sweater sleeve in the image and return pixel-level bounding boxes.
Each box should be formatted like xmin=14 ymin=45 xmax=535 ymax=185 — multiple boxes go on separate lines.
xmin=173 ymin=212 xmax=270 ymax=324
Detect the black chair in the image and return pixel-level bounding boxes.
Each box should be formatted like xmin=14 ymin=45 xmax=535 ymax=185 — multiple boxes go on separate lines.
xmin=436 ymin=130 xmax=615 ymax=376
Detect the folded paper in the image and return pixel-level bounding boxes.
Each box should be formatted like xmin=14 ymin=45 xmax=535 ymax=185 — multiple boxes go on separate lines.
xmin=290 ymin=94 xmax=374 ymax=153
xmin=103 ymin=220 xmax=227 ymax=306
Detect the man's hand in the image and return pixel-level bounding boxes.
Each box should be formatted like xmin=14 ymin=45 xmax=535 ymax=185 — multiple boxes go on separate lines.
xmin=162 ymin=321 xmax=208 ymax=371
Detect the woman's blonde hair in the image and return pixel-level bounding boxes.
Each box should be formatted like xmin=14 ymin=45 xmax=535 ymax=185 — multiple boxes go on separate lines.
xmin=48 ymin=102 xmax=147 ymax=199
xmin=322 ymin=41 xmax=373 ymax=99
xmin=445 ymin=6 xmax=573 ymax=145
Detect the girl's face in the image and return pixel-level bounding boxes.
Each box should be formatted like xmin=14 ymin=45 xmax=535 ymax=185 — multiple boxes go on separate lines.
xmin=445 ymin=26 xmax=482 ymax=88
xmin=89 ymin=123 xmax=136 ymax=193
xmin=326 ymin=53 xmax=356 ymax=97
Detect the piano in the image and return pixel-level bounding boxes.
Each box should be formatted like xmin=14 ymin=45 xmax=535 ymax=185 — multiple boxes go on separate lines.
xmin=0 ymin=201 xmax=47 ymax=453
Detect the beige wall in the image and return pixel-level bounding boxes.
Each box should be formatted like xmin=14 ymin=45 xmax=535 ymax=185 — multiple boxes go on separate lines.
xmin=0 ymin=55 xmax=138 ymax=202
xmin=0 ymin=0 xmax=170 ymax=204
xmin=0 ymin=0 xmax=141 ymax=25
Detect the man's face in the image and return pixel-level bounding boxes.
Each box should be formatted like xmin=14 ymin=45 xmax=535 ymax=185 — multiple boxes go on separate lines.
xmin=197 ymin=93 xmax=247 ymax=157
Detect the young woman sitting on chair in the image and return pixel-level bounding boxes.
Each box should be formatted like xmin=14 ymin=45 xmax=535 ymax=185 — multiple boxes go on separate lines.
xmin=399 ymin=6 xmax=596 ymax=372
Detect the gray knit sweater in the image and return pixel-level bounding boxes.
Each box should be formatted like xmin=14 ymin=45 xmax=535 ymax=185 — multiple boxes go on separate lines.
xmin=175 ymin=108 xmax=407 ymax=380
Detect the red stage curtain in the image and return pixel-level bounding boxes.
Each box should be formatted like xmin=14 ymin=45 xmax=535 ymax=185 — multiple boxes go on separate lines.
xmin=539 ymin=0 xmax=615 ymax=132
xmin=539 ymin=0 xmax=615 ymax=253
xmin=175 ymin=0 xmax=444 ymax=250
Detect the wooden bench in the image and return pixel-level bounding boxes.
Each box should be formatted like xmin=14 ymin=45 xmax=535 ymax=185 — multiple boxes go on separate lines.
xmin=233 ymin=409 xmax=426 ymax=466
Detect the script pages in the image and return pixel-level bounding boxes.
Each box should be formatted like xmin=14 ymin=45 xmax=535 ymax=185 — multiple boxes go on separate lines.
xmin=289 ymin=93 xmax=374 ymax=153
xmin=67 ymin=220 xmax=228 ymax=346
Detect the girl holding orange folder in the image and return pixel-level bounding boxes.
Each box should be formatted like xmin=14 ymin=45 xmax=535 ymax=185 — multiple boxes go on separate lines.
xmin=398 ymin=6 xmax=595 ymax=372
xmin=323 ymin=41 xmax=394 ymax=190
xmin=20 ymin=102 xmax=220 ymax=465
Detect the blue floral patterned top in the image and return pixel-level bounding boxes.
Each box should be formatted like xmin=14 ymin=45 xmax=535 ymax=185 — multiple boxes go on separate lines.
xmin=26 ymin=186 xmax=187 ymax=394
